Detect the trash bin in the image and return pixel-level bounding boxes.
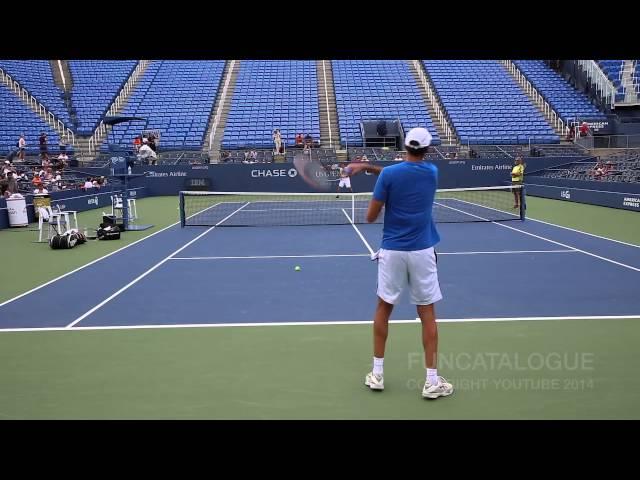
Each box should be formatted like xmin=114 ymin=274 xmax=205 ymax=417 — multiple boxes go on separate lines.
xmin=32 ymin=194 xmax=51 ymax=219
xmin=7 ymin=193 xmax=28 ymax=227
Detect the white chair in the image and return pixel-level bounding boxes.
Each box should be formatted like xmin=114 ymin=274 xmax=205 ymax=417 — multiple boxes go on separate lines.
xmin=111 ymin=195 xmax=137 ymax=221
xmin=38 ymin=206 xmax=66 ymax=242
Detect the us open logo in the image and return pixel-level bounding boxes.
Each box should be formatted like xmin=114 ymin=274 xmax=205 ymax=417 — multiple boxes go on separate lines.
xmin=288 ymin=168 xmax=298 ymax=178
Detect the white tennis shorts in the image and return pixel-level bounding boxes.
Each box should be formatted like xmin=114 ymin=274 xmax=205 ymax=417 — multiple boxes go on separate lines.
xmin=376 ymin=247 xmax=442 ymax=305
xmin=338 ymin=177 xmax=351 ymax=188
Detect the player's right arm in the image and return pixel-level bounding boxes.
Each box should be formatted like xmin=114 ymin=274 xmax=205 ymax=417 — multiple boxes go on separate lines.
xmin=347 ymin=163 xmax=383 ymax=176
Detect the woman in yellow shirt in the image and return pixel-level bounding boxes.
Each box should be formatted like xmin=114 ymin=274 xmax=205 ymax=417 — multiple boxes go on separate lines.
xmin=511 ymin=156 xmax=525 ymax=209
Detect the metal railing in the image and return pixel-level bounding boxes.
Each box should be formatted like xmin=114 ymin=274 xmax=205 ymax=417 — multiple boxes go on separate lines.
xmin=208 ymin=60 xmax=237 ymax=159
xmin=577 ymin=134 xmax=640 ymax=149
xmin=412 ymin=60 xmax=455 ymax=145
xmin=575 ymin=60 xmax=617 ymax=108
xmin=88 ymin=60 xmax=150 ymax=155
xmin=0 ymin=67 xmax=75 ymax=146
xmin=503 ymin=60 xmax=568 ymax=137
xmin=321 ymin=60 xmax=333 ymax=148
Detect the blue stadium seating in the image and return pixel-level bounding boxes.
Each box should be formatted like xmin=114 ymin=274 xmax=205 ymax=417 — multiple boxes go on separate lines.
xmin=222 ymin=61 xmax=320 ymax=149
xmin=514 ymin=61 xmax=608 ymax=124
xmin=332 ymin=60 xmax=440 ymax=147
xmin=423 ymin=60 xmax=559 ymax=145
xmin=103 ymin=60 xmax=225 ymax=151
xmin=69 ymin=60 xmax=137 ymax=136
xmin=0 ymin=60 xmax=70 ymax=126
xmin=0 ymin=83 xmax=61 ymax=155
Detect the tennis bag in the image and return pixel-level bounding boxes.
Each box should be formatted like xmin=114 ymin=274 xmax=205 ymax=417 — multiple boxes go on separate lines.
xmin=49 ymin=233 xmax=77 ymax=249
xmin=97 ymin=224 xmax=121 ymax=240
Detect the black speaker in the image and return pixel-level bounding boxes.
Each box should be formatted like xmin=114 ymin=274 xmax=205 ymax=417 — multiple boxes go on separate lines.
xmin=376 ymin=120 xmax=388 ymax=137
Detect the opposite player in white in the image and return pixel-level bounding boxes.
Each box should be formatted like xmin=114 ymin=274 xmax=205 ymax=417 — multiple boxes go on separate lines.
xmin=348 ymin=127 xmax=454 ymax=400
xmin=335 ymin=163 xmax=353 ymax=198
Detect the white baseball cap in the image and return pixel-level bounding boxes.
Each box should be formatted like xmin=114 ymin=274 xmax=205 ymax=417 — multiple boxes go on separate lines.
xmin=404 ymin=127 xmax=433 ymax=149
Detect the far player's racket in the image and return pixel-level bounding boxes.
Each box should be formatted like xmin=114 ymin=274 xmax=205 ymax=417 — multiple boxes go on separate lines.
xmin=293 ymin=153 xmax=338 ymax=191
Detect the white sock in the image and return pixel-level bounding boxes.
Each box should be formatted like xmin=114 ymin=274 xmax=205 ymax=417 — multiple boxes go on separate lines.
xmin=426 ymin=368 xmax=438 ymax=386
xmin=373 ymin=357 xmax=384 ymax=376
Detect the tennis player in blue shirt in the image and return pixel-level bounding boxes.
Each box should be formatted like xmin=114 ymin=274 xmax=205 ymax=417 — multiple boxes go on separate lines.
xmin=348 ymin=127 xmax=453 ymax=399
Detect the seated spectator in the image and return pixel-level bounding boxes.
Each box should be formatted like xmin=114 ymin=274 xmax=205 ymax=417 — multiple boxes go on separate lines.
xmin=100 ymin=176 xmax=107 ymax=186
xmin=133 ymin=135 xmax=142 ymax=152
xmin=244 ymin=151 xmax=251 ymax=162
xmin=579 ymin=122 xmax=591 ymax=137
xmin=3 ymin=160 xmax=12 ymax=175
xmin=32 ymin=174 xmax=43 ymax=187
xmin=56 ymin=152 xmax=69 ymax=167
xmin=250 ymin=150 xmax=258 ymax=161
xmin=295 ymin=133 xmax=303 ymax=146
xmin=138 ymin=144 xmax=158 ymax=165
xmin=361 ymin=154 xmax=370 ymax=163
xmin=33 ymin=184 xmax=49 ymax=195
xmin=0 ymin=173 xmax=8 ymax=198
xmin=5 ymin=172 xmax=18 ymax=195
xmin=393 ymin=153 xmax=404 ymax=161
xmin=83 ymin=177 xmax=94 ymax=190
xmin=304 ymin=133 xmax=313 ymax=147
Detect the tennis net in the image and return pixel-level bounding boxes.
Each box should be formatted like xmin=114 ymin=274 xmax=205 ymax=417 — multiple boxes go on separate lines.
xmin=180 ymin=185 xmax=525 ymax=227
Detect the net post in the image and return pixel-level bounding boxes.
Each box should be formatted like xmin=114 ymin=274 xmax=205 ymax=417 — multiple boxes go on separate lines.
xmin=179 ymin=191 xmax=186 ymax=227
xmin=519 ymin=184 xmax=526 ymax=221
xmin=351 ymin=193 xmax=356 ymax=223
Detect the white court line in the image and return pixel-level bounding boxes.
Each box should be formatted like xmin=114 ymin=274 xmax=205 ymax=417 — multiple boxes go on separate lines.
xmin=341 ymin=208 xmax=375 ymax=255
xmin=450 ymin=196 xmax=640 ymax=249
xmin=168 ymin=249 xmax=577 ymax=261
xmin=434 ymin=201 xmax=640 ymax=273
xmin=1 ymin=315 xmax=639 ymax=333
xmin=65 ymin=203 xmax=250 ymax=329
xmin=0 ymin=202 xmax=222 ymax=309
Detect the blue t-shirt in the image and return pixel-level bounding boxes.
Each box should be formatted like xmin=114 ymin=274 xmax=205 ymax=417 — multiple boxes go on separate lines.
xmin=372 ymin=161 xmax=440 ymax=251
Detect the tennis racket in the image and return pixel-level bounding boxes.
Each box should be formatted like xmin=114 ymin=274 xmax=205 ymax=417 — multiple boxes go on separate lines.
xmin=293 ymin=153 xmax=339 ymax=191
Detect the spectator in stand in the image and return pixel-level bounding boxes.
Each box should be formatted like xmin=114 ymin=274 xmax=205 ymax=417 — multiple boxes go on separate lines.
xmin=59 ymin=135 xmax=67 ymax=154
xmin=18 ymin=134 xmax=26 ymax=160
xmin=567 ymin=125 xmax=576 ymax=142
xmin=250 ymin=150 xmax=258 ymax=162
xmin=133 ymin=135 xmax=142 ymax=153
xmin=3 ymin=160 xmax=12 ymax=175
xmin=33 ymin=184 xmax=48 ymax=195
xmin=361 ymin=154 xmax=370 ymax=163
xmin=32 ymin=173 xmax=43 ymax=187
xmin=100 ymin=176 xmax=107 ymax=186
xmin=148 ymin=134 xmax=158 ymax=153
xmin=39 ymin=132 xmax=48 ymax=161
xmin=304 ymin=133 xmax=313 ymax=147
xmin=393 ymin=153 xmax=404 ymax=161
xmin=138 ymin=143 xmax=158 ymax=165
xmin=55 ymin=152 xmax=69 ymax=169
xmin=6 ymin=172 xmax=18 ymax=195
xmin=295 ymin=133 xmax=303 ymax=147
xmin=273 ymin=129 xmax=282 ymax=154
xmin=579 ymin=122 xmax=591 ymax=137
xmin=0 ymin=173 xmax=8 ymax=198
xmin=83 ymin=177 xmax=94 ymax=190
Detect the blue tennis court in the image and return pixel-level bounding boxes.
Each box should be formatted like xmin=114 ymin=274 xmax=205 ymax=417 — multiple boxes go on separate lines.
xmin=1 ymin=199 xmax=638 ymax=331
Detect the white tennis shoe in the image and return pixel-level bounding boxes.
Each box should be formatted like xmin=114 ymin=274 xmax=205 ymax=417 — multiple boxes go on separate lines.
xmin=422 ymin=376 xmax=454 ymax=399
xmin=365 ymin=372 xmax=384 ymax=391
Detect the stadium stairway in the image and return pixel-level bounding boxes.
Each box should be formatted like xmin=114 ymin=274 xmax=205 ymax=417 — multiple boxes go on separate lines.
xmin=502 ymin=60 xmax=568 ymax=140
xmin=317 ymin=60 xmax=340 ymax=148
xmin=621 ymin=60 xmax=638 ymax=103
xmin=410 ymin=60 xmax=456 ymax=145
xmin=204 ymin=60 xmax=239 ymax=161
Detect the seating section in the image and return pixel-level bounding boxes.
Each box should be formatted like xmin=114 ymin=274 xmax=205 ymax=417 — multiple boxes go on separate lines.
xmin=0 ymin=60 xmax=70 ymax=126
xmin=0 ymin=83 xmax=61 ymax=155
xmin=222 ymin=61 xmax=319 ymax=149
xmin=69 ymin=61 xmax=138 ymax=135
xmin=423 ymin=60 xmax=558 ymax=145
xmin=540 ymin=152 xmax=640 ymax=183
xmin=104 ymin=60 xmax=225 ymax=151
xmin=332 ymin=61 xmax=439 ymax=147
xmin=514 ymin=60 xmax=608 ymax=124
